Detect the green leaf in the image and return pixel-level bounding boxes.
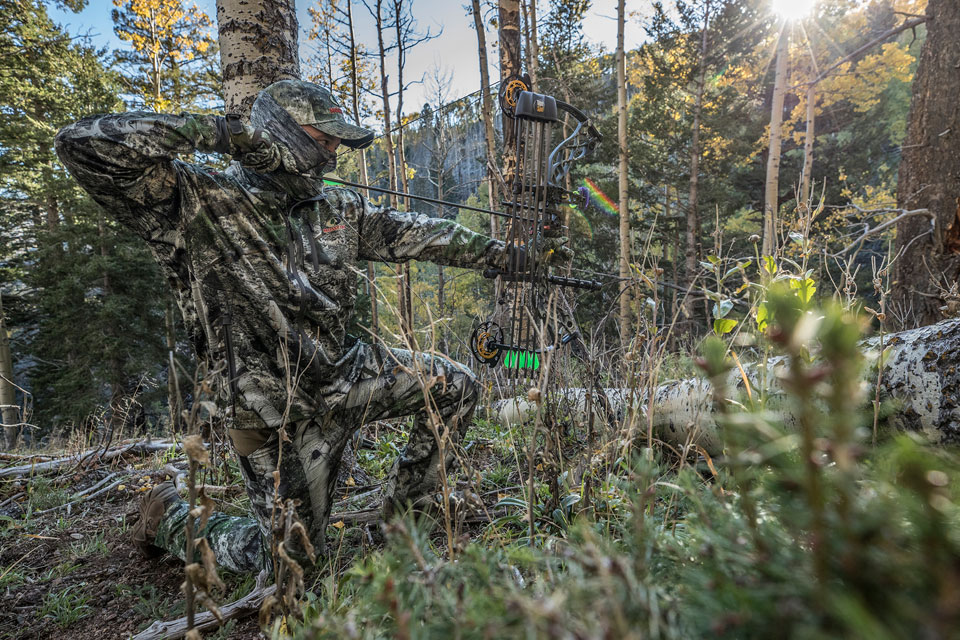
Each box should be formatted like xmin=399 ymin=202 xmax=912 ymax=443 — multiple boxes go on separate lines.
xmin=713 ymin=318 xmax=737 ymax=335
xmin=723 ymin=260 xmax=751 ymax=280
xmin=756 ymin=302 xmax=769 ymax=332
xmin=762 ymin=255 xmax=778 ymax=275
xmin=707 ymin=254 xmax=721 ymax=265
xmin=790 ymin=277 xmax=817 ymax=305
xmin=713 ymin=299 xmax=734 ymax=319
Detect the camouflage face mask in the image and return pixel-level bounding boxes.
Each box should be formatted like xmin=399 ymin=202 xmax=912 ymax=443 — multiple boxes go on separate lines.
xmin=249 ymin=92 xmax=337 ymax=178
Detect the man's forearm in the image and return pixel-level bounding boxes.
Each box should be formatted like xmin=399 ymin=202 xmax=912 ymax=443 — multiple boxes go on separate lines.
xmin=55 ymin=112 xmax=230 ymax=175
xmin=358 ymin=203 xmax=508 ymax=270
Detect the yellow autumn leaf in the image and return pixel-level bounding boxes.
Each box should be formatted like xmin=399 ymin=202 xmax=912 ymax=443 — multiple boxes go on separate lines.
xmin=331 ymin=520 xmax=345 ymax=529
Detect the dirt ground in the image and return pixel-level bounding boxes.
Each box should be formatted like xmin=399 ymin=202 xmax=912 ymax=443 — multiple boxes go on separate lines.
xmin=1 ymin=462 xmax=266 ymax=640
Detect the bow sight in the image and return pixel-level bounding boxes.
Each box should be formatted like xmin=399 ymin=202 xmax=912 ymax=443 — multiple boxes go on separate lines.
xmin=469 ymin=75 xmax=603 ymax=378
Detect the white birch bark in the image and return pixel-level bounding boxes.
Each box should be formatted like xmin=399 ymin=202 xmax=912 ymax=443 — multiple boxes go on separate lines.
xmin=762 ymin=27 xmax=789 ymax=256
xmin=216 ymin=0 xmax=301 ymax=115
xmin=496 ymin=318 xmax=960 ymax=454
xmin=616 ymin=0 xmax=631 ymax=344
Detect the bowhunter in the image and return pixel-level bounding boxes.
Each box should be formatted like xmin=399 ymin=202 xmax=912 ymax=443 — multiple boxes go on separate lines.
xmin=55 ymin=79 xmax=564 ymax=572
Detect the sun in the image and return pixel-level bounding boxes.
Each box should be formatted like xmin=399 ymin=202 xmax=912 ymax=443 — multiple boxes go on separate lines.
xmin=771 ymin=0 xmax=816 ymax=21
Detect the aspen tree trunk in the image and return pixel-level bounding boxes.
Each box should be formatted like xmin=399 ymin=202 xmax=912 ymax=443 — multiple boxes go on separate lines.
xmin=800 ymin=83 xmax=816 ymax=209
xmin=371 ymin=0 xmax=404 ymax=338
xmin=762 ymin=26 xmax=789 ymax=257
xmin=498 ymin=317 xmax=960 ymax=454
xmin=394 ymin=0 xmax=414 ymax=339
xmin=892 ymin=0 xmax=960 ymax=328
xmin=0 ymin=292 xmax=19 ymax=449
xmin=685 ymin=0 xmax=710 ymax=328
xmin=499 ymin=0 xmax=522 ymax=167
xmin=800 ymin=28 xmax=817 ymax=210
xmin=216 ymin=0 xmax=300 ymax=115
xmin=346 ymin=0 xmax=379 ymax=338
xmin=527 ymin=0 xmax=538 ymax=87
xmin=616 ymin=0 xmax=631 ymax=344
xmin=471 ymin=0 xmax=500 ymax=240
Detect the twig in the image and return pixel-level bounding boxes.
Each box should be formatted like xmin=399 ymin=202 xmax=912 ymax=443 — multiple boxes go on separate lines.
xmin=333 ymin=486 xmax=381 ymax=508
xmin=163 ymin=463 xmax=236 ymax=495
xmin=0 ymin=491 xmax=24 ymax=509
xmin=0 ymin=453 xmax=52 ymax=462
xmin=72 ymin=472 xmax=121 ymax=498
xmin=828 ymin=207 xmax=932 ymax=257
xmin=34 ymin=476 xmax=128 ymax=515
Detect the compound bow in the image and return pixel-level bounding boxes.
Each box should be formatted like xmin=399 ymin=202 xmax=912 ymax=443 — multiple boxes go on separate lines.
xmin=466 ymin=76 xmax=616 ymax=425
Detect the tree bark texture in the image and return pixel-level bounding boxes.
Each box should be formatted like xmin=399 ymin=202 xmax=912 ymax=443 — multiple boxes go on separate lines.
xmin=393 ymin=0 xmax=414 ymax=339
xmin=499 ymin=0 xmax=522 ymax=166
xmin=800 ymin=81 xmax=816 ymax=209
xmin=892 ymin=0 xmax=960 ymax=328
xmin=216 ymin=0 xmax=300 ymax=115
xmin=524 ymin=0 xmax=539 ymax=87
xmin=344 ymin=0 xmax=380 ymax=339
xmin=471 ymin=0 xmax=500 ymax=240
xmin=763 ymin=26 xmax=789 ymax=257
xmin=685 ymin=1 xmax=710 ymax=327
xmin=0 ymin=292 xmax=19 ymax=449
xmin=497 ymin=318 xmax=960 ymax=454
xmin=617 ymin=0 xmax=631 ymax=343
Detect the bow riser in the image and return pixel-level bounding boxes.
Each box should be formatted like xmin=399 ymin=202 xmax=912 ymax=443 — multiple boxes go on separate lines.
xmin=474 ymin=86 xmax=603 ymax=379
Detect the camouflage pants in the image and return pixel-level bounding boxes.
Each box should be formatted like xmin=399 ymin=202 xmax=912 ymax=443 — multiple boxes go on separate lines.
xmin=153 ymin=342 xmax=479 ymax=573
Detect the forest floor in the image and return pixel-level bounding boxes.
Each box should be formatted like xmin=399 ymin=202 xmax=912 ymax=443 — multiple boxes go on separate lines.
xmin=0 ymin=461 xmax=262 ymax=639
xmin=0 ymin=418 xmax=517 ymax=640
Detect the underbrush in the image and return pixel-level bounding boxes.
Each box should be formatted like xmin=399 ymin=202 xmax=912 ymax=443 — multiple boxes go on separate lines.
xmin=279 ymin=291 xmax=960 ymax=639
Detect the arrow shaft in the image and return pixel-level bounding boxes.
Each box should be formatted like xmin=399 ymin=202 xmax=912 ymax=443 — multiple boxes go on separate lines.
xmin=324 ymin=177 xmax=534 ymax=221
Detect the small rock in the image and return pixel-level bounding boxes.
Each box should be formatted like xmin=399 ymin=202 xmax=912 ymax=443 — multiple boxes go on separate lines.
xmin=70 ymin=533 xmax=84 ymax=540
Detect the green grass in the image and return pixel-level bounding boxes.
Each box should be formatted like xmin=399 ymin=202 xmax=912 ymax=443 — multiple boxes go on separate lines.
xmin=25 ymin=477 xmax=68 ymax=512
xmin=68 ymin=531 xmax=108 ymax=558
xmin=357 ymin=428 xmax=405 ymax=479
xmin=37 ymin=584 xmax=91 ymax=627
xmin=117 ymin=583 xmax=187 ymax=629
xmin=264 ymin=294 xmax=960 ymax=639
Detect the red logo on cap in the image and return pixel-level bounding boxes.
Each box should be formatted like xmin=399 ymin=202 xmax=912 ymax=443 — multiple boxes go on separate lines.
xmin=329 ymin=107 xmax=342 ymax=114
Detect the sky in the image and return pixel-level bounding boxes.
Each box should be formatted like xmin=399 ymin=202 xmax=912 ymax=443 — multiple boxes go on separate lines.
xmin=48 ymin=0 xmax=643 ymax=124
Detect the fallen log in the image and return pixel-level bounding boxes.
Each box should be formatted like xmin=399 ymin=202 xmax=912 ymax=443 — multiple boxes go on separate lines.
xmin=132 ymin=570 xmax=274 ymax=640
xmin=0 ymin=440 xmax=180 ymax=478
xmin=497 ymin=317 xmax=960 ymax=454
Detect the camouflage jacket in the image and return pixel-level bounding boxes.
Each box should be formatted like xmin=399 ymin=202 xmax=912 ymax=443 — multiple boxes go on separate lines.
xmin=55 ymin=112 xmax=507 ymax=428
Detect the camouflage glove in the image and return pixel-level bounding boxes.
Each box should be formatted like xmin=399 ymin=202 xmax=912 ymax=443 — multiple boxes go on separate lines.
xmin=502 ymin=237 xmax=574 ymax=271
xmin=223 ymin=114 xmax=297 ymax=173
xmin=540 ymin=236 xmax=574 ymax=267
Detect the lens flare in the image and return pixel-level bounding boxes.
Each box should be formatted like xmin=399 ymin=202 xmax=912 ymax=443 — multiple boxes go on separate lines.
xmin=771 ymin=0 xmax=815 ymax=21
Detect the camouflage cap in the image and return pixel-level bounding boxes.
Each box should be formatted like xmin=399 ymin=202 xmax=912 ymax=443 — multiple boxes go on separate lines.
xmin=260 ymin=80 xmax=375 ymax=150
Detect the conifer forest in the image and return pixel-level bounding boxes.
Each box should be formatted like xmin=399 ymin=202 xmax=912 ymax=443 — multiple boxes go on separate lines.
xmin=2 ymin=0 xmax=960 ymax=638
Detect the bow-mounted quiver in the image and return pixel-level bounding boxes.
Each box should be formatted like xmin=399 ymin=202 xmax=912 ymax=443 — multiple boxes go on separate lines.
xmin=470 ymin=83 xmax=603 ymax=380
